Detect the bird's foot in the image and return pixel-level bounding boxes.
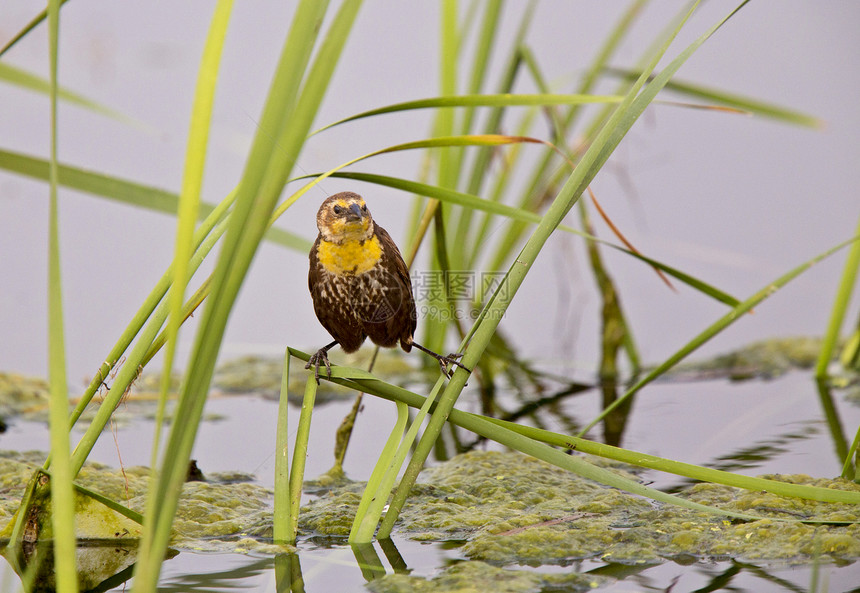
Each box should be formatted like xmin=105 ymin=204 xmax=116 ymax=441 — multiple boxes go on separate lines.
xmin=305 ymin=348 xmax=333 ymax=384
xmin=410 ymin=341 xmax=471 ymax=381
xmin=434 ymin=352 xmax=469 ymax=379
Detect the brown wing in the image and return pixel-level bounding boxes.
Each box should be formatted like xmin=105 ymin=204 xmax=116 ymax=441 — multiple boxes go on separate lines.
xmin=307 ymin=234 xmax=321 ymax=295
xmin=370 ymin=223 xmax=417 ymax=352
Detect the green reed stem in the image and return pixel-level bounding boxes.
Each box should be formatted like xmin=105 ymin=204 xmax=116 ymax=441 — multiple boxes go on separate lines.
xmin=816 ymin=211 xmax=860 ymax=377
xmin=0 ymin=0 xmax=70 ymax=58
xmin=318 ymin=375 xmax=783 ymax=525
xmin=281 ymin=350 xmax=860 ymax=508
xmin=351 ymin=377 xmax=446 ymax=542
xmin=154 ymin=0 xmax=233 ymax=468
xmin=341 ymin=370 xmax=860 ymax=506
xmin=273 ymin=350 xmax=293 ymax=544
xmin=841 ymin=422 xmax=860 ymax=481
xmin=479 ymin=0 xmax=646 ymax=273
xmin=136 ymin=3 xmax=235 ymax=579
xmin=68 ymin=214 xmax=231 ymax=476
xmin=580 ymin=235 xmax=860 ymax=438
xmin=449 ymin=0 xmax=505 ymax=266
xmin=132 ymin=1 xmax=360 ymax=587
xmin=348 ymin=400 xmax=410 ymax=543
xmin=289 ymin=377 xmax=318 ymax=540
xmin=46 ymin=0 xmax=77 ymax=590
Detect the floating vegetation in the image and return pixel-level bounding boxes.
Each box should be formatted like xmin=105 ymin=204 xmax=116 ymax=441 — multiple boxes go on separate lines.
xmin=0 ymin=373 xmax=50 ymax=422
xmin=664 ymin=337 xmax=827 ymax=381
xmin=0 ymin=372 xmax=227 ymax=428
xmin=1 ymin=449 xmax=858 ymax=589
xmin=365 ymin=560 xmax=606 ymax=593
xmin=302 ymin=451 xmax=860 ymax=565
xmin=0 ymin=452 xmax=275 ymax=555
xmin=213 ymin=350 xmax=418 ymax=404
xmin=0 ymin=350 xmax=424 ymax=428
xmin=212 ymin=355 xmax=291 ymax=400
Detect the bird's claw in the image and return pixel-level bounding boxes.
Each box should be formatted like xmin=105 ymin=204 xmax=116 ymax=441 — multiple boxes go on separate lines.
xmin=305 ymin=349 xmax=332 ymax=384
xmin=437 ymin=352 xmax=469 ymax=380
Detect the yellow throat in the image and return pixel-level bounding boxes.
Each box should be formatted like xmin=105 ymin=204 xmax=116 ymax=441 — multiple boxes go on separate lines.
xmin=317 ymin=235 xmax=383 ymax=275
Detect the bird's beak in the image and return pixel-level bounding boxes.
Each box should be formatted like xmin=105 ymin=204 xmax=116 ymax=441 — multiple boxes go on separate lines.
xmin=346 ymin=203 xmax=364 ymax=222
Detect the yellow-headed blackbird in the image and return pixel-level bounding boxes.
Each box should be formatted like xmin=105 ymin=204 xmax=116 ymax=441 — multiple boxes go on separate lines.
xmin=306 ymin=191 xmax=467 ymax=382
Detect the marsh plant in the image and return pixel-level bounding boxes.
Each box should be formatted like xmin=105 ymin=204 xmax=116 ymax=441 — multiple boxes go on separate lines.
xmin=0 ymin=1 xmax=859 ymax=592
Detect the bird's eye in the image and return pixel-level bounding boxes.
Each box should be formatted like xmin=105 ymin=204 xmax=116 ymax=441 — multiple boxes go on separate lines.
xmin=361 ymin=205 xmax=368 ymax=212
xmin=333 ymin=205 xmax=344 ymax=215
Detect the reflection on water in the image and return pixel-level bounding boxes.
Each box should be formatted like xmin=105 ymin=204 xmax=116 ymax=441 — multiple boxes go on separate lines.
xmin=159 ymin=556 xmax=273 ymax=593
xmin=706 ymin=422 xmax=820 ymax=473
xmin=599 ymin=379 xmax=636 ymax=447
xmin=662 ymin=420 xmax=821 ymax=495
xmin=4 ymin=539 xmax=855 ymax=593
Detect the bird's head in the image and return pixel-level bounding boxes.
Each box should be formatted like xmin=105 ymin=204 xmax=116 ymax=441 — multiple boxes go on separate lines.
xmin=316 ymin=192 xmax=374 ymax=243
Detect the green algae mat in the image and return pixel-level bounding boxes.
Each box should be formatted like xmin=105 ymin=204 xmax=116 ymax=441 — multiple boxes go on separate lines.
xmin=1 ymin=450 xmax=859 ymax=591
xmin=303 ymin=450 xmax=860 ymax=564
xmin=3 ymin=449 xmax=858 ymax=566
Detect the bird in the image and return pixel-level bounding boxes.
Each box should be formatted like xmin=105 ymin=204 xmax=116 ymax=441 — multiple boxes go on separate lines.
xmin=306 ymin=191 xmax=468 ymax=383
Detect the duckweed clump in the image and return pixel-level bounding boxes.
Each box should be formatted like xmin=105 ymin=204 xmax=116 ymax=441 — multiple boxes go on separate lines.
xmin=399 ymin=450 xmax=649 ymax=543
xmin=0 ymin=452 xmax=274 ymax=553
xmin=2 ymin=449 xmax=858 ymax=566
xmin=212 ymin=350 xmax=418 ymax=403
xmin=0 ymin=372 xmax=50 ymax=421
xmin=298 ymin=481 xmax=365 ymax=536
xmin=213 ymin=355 xmax=292 ymax=400
xmin=301 ymin=450 xmax=860 ymax=566
xmin=0 ymin=352 xmax=419 ymax=427
xmin=667 ymin=336 xmax=824 ymax=380
xmin=365 ymin=560 xmax=605 ymax=593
